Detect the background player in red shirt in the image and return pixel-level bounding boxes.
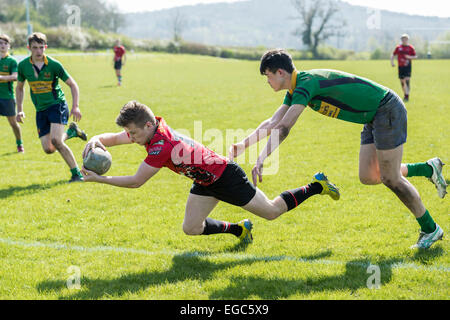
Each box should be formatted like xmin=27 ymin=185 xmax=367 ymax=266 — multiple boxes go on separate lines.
xmin=391 ymin=34 xmax=417 ymax=101
xmin=81 ymin=101 xmax=340 ymax=244
xmin=113 ymin=40 xmax=126 ymax=86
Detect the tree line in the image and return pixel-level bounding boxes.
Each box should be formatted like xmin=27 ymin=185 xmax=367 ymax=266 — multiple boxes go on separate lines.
xmin=0 ymin=0 xmax=123 ymax=33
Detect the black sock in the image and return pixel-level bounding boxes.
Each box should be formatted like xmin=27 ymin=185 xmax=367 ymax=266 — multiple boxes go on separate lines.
xmin=202 ymin=218 xmax=242 ymax=237
xmin=280 ymin=182 xmax=323 ymax=211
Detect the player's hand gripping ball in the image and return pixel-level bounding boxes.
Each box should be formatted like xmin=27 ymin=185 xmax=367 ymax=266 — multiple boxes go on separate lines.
xmin=83 ymin=147 xmax=112 ymax=175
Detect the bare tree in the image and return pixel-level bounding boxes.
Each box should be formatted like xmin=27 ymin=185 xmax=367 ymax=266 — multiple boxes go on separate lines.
xmin=171 ymin=9 xmax=188 ymax=42
xmin=292 ymin=0 xmax=346 ymax=58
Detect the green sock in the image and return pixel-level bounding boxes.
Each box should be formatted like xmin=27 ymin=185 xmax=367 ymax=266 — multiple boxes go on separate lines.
xmin=66 ymin=127 xmax=77 ymax=140
xmin=70 ymin=167 xmax=83 ymax=178
xmin=16 ymin=139 xmax=23 ymax=146
xmin=416 ymin=210 xmax=436 ymax=234
xmin=406 ymin=162 xmax=433 ymax=178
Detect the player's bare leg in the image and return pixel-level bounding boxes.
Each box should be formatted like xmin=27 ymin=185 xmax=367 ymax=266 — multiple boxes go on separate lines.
xmin=243 ymin=173 xmax=339 ymax=220
xmin=359 ymin=143 xmax=443 ymax=248
xmin=359 ymin=143 xmax=409 ymax=185
xmin=40 ymin=123 xmax=83 ymax=182
xmin=376 ymin=144 xmax=425 ymax=217
xmin=400 ymin=78 xmax=410 ymax=101
xmin=48 ymin=123 xmax=79 ymax=169
xmin=183 ymin=193 xmax=251 ymax=241
xmin=242 ymin=188 xmax=287 ymax=220
xmin=404 ymin=77 xmax=411 ymax=100
xmin=378 ymin=145 xmax=443 ymax=248
xmin=359 ymin=143 xmax=445 ymax=198
xmin=404 ymin=77 xmax=411 ymax=95
xmin=7 ymin=115 xmax=22 ymax=142
xmin=7 ymin=115 xmax=24 ymax=152
xmin=183 ymin=194 xmax=219 ymax=235
xmin=40 ymin=133 xmax=56 ymax=154
xmin=115 ymin=69 xmax=122 ymax=86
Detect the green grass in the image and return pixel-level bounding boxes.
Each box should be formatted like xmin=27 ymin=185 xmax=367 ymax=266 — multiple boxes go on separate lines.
xmin=0 ymin=53 xmax=448 ymax=299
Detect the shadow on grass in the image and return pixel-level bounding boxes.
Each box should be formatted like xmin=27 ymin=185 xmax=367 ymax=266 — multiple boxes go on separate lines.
xmin=222 ymin=240 xmax=252 ymax=253
xmin=0 ymin=180 xmax=67 ymax=199
xmin=209 ymin=257 xmax=403 ymax=299
xmin=36 ymin=246 xmax=445 ymax=299
xmin=412 ymin=246 xmax=445 ymax=265
xmin=36 ymin=250 xmax=332 ymax=299
xmin=210 ymin=247 xmax=445 ymax=299
xmin=0 ymin=151 xmax=18 ymax=157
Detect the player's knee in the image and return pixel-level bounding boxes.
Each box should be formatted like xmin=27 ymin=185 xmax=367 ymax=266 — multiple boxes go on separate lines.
xmin=182 ymin=222 xmax=203 ymax=236
xmin=359 ymin=174 xmax=379 ymax=185
xmin=51 ymin=137 xmax=64 ymax=150
xmin=262 ymin=206 xmax=282 ymax=221
xmin=380 ymin=174 xmax=400 ymax=189
xmin=264 ymin=213 xmax=278 ymax=221
xmin=42 ymin=145 xmax=55 ymax=154
xmin=7 ymin=117 xmax=18 ymax=127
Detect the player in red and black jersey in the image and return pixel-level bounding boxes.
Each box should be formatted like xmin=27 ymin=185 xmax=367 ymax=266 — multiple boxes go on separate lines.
xmin=391 ymin=34 xmax=417 ymax=101
xmin=82 ymin=101 xmax=340 ymax=244
xmin=113 ymin=40 xmax=126 ymax=86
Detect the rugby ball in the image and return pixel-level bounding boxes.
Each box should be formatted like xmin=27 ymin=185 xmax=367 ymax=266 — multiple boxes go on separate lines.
xmin=83 ymin=147 xmax=112 ymax=175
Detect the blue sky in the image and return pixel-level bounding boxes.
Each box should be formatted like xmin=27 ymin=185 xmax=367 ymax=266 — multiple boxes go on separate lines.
xmin=108 ymin=0 xmax=450 ymax=17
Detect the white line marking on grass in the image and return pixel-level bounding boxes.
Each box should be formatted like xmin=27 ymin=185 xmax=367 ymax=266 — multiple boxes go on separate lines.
xmin=0 ymin=237 xmax=448 ymax=273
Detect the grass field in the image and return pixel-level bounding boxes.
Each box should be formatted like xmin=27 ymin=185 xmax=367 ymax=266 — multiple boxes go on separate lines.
xmin=0 ymin=53 xmax=448 ymax=300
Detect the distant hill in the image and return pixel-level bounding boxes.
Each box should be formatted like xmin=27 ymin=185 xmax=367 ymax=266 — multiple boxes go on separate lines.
xmin=119 ymin=0 xmax=450 ymax=52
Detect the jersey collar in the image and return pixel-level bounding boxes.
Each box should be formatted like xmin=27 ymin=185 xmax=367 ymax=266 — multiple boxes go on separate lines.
xmin=29 ymin=54 xmax=48 ymax=66
xmin=146 ymin=117 xmax=164 ymax=147
xmin=1 ymin=52 xmax=9 ymax=59
xmin=289 ymin=69 xmax=298 ymax=95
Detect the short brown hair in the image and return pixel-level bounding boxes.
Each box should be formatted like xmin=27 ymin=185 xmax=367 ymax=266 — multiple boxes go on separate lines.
xmin=28 ymin=32 xmax=47 ymax=46
xmin=0 ymin=34 xmax=11 ymax=44
xmin=116 ymin=101 xmax=156 ymax=128
xmin=260 ymin=49 xmax=295 ymax=75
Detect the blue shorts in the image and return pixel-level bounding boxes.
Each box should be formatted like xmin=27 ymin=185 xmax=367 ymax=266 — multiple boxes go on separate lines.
xmin=0 ymin=98 xmax=16 ymax=117
xmin=36 ymin=102 xmax=69 ymax=138
xmin=114 ymin=60 xmax=122 ymax=70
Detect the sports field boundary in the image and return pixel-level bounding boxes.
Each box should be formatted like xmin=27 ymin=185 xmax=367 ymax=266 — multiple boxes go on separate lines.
xmin=1 ymin=237 xmax=448 ymax=273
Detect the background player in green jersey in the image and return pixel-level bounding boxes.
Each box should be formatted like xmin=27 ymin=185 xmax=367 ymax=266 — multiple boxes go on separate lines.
xmin=0 ymin=34 xmax=24 ymax=153
xmin=229 ymin=49 xmax=446 ymax=250
xmin=15 ymin=32 xmax=87 ymax=182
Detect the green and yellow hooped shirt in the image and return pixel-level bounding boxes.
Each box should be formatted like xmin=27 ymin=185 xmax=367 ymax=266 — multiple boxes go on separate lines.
xmin=18 ymin=54 xmax=70 ymax=111
xmin=0 ymin=53 xmax=18 ymax=100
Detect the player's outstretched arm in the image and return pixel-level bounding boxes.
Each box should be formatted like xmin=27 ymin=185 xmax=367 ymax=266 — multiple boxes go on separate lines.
xmin=252 ymin=104 xmax=305 ymax=186
xmin=82 ymin=161 xmax=160 ymax=188
xmin=228 ymin=104 xmax=289 ymax=159
xmin=82 ymin=131 xmax=132 ymax=159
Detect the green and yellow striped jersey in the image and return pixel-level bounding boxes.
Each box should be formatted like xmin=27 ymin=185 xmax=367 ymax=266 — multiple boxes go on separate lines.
xmin=0 ymin=54 xmax=18 ymax=100
xmin=18 ymin=55 xmax=70 ymax=111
